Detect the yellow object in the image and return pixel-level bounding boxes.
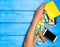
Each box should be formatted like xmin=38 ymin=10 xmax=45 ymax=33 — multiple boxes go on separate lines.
xmin=45 ymin=1 xmax=60 ymax=19
xmin=59 ymin=12 xmax=60 ymax=15
xmin=37 ymin=18 xmax=44 ymax=28
xmin=41 ymin=23 xmax=44 ymax=30
xmin=37 ymin=24 xmax=40 ymax=28
xmin=37 ymin=18 xmax=44 ymax=25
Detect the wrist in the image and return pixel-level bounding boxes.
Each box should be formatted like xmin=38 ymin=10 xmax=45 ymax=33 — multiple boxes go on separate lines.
xmin=32 ymin=18 xmax=38 ymax=26
xmin=33 ymin=17 xmax=39 ymax=24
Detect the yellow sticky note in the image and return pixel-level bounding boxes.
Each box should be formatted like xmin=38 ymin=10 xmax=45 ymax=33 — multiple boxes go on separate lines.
xmin=59 ymin=12 xmax=60 ymax=15
xmin=45 ymin=1 xmax=60 ymax=19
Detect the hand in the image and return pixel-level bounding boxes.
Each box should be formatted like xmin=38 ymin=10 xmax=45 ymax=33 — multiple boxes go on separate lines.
xmin=34 ymin=3 xmax=46 ymax=23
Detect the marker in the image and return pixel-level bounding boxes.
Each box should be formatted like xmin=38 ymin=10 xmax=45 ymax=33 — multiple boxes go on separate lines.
xmin=42 ymin=10 xmax=49 ymax=23
xmin=44 ymin=14 xmax=49 ymax=23
xmin=38 ymin=31 xmax=46 ymax=42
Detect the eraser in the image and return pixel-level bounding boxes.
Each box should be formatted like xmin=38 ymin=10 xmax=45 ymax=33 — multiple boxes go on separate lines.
xmin=48 ymin=19 xmax=56 ymax=25
xmin=38 ymin=31 xmax=46 ymax=42
xmin=45 ymin=1 xmax=60 ymax=19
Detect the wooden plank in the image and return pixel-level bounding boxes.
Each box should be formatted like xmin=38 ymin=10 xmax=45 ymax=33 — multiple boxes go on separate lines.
xmin=0 ymin=36 xmax=25 ymax=47
xmin=0 ymin=35 xmax=60 ymax=47
xmin=0 ymin=11 xmax=60 ymax=22
xmin=0 ymin=22 xmax=60 ymax=35
xmin=0 ymin=24 xmax=30 ymax=35
xmin=0 ymin=11 xmax=34 ymax=22
xmin=0 ymin=0 xmax=50 ymax=10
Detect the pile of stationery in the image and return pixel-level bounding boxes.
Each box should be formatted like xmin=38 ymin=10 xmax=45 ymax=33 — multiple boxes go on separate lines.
xmin=35 ymin=1 xmax=60 ymax=45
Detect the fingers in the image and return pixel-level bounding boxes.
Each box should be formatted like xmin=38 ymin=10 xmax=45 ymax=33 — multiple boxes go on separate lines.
xmin=40 ymin=3 xmax=46 ymax=11
xmin=37 ymin=3 xmax=46 ymax=11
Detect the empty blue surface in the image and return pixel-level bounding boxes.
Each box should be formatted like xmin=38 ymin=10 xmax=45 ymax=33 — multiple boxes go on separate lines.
xmin=0 ymin=0 xmax=60 ymax=47
xmin=0 ymin=0 xmax=50 ymax=10
xmin=54 ymin=0 xmax=60 ymax=11
xmin=0 ymin=11 xmax=34 ymax=22
xmin=0 ymin=35 xmax=60 ymax=47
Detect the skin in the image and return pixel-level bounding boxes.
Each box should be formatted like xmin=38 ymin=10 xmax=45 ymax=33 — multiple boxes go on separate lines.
xmin=24 ymin=3 xmax=46 ymax=47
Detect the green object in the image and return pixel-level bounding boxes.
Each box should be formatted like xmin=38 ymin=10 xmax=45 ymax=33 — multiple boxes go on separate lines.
xmin=44 ymin=14 xmax=49 ymax=23
xmin=42 ymin=10 xmax=49 ymax=23
xmin=36 ymin=25 xmax=41 ymax=35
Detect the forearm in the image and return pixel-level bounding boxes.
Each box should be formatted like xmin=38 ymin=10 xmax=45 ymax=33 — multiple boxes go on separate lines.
xmin=24 ymin=18 xmax=38 ymax=47
xmin=24 ymin=3 xmax=46 ymax=47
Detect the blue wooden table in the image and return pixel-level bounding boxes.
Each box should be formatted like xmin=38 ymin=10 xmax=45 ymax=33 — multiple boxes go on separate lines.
xmin=0 ymin=0 xmax=60 ymax=47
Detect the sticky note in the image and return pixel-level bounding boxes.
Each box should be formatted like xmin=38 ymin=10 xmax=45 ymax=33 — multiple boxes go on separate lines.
xmin=45 ymin=1 xmax=60 ymax=19
xmin=59 ymin=12 xmax=60 ymax=15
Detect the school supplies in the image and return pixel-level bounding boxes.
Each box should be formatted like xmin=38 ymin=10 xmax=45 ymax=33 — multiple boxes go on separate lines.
xmin=44 ymin=14 xmax=49 ymax=23
xmin=35 ymin=0 xmax=59 ymax=44
xmin=45 ymin=1 xmax=60 ymax=20
xmin=36 ymin=25 xmax=41 ymax=35
xmin=48 ymin=19 xmax=56 ymax=25
xmin=38 ymin=31 xmax=46 ymax=42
